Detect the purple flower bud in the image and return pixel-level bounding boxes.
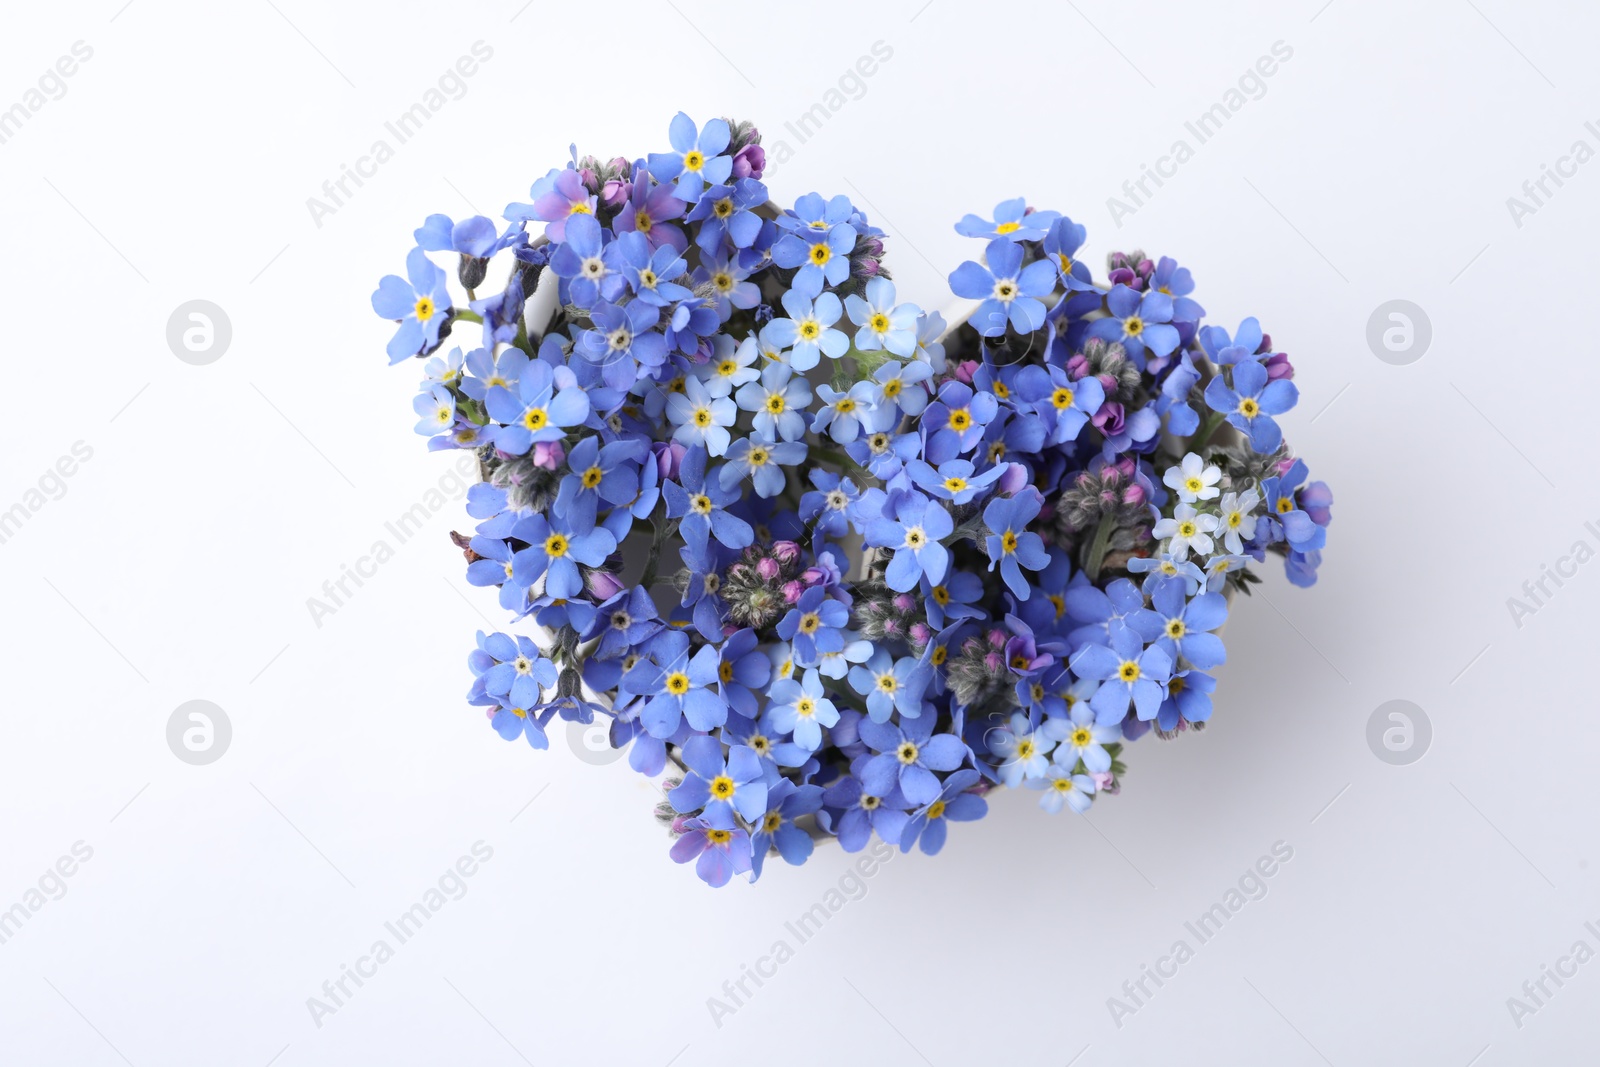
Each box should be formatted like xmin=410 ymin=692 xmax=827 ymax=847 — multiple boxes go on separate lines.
xmin=587 ymin=570 xmax=625 ymax=601
xmin=1123 ymin=483 xmax=1146 ymax=507
xmin=1065 ymin=353 xmax=1090 ymax=379
xmin=600 ymin=178 xmax=630 ymax=210
xmin=998 ymin=462 xmax=1028 ymax=494
xmin=731 ymin=143 xmax=766 ymax=180
xmin=1263 ymin=352 xmax=1295 ymax=380
xmin=756 ymin=557 xmax=781 ymax=581
xmin=772 ymin=541 xmax=800 ymax=565
xmin=781 ymin=579 xmax=803 ymax=603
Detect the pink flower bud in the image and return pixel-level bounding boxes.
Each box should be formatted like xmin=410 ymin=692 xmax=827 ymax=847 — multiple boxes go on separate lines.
xmin=586 ymin=570 xmax=625 ymax=600
xmin=983 ymin=651 xmax=1005 ymax=671
xmin=600 ymin=178 xmax=630 ymax=210
xmin=987 ymin=629 xmax=1007 ymax=649
xmin=998 ymin=462 xmax=1028 ymax=494
xmin=532 ymin=441 xmax=565 ymax=470
xmin=781 ymin=580 xmax=804 ymax=603
xmin=772 ymin=541 xmax=800 ymax=564
xmin=756 ymin=557 xmax=781 ymax=581
xmin=1066 ymin=353 xmax=1089 ymax=379
xmin=910 ymin=622 xmax=931 ymax=643
xmin=893 ymin=594 xmax=915 ymax=612
xmin=953 ymin=360 xmax=979 ymax=385
xmin=1123 ymin=483 xmax=1147 ymax=507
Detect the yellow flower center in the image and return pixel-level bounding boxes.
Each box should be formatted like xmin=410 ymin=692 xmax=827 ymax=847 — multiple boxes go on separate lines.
xmin=1238 ymin=397 xmax=1260 ymax=418
xmin=1001 ymin=530 xmax=1019 ymax=554
xmin=995 ymin=220 xmax=1021 ymax=235
xmin=713 ymin=198 xmax=734 ymax=219
xmin=710 ymin=775 xmax=735 ymax=798
xmin=635 ymin=210 xmax=652 ymax=232
xmin=665 ymin=672 xmax=691 ymax=696
xmin=1125 ymin=315 xmax=1144 ymax=337
xmin=765 ymin=394 xmax=786 ymax=414
xmin=582 ymin=466 xmax=603 ymax=489
xmin=931 ymin=585 xmax=950 ymax=605
xmin=1119 ymin=660 xmax=1141 ymax=682
xmin=522 ymin=407 xmax=548 ymax=431
xmin=896 ymin=741 xmax=919 ymax=764
xmin=719 ymin=661 xmax=734 ymax=683
xmin=691 ymin=493 xmax=713 ymax=515
xmin=1071 ymin=727 xmax=1093 ymax=747
xmin=883 ymin=379 xmax=902 ymax=397
xmin=544 ymin=533 xmax=569 ymax=557
xmin=926 ymin=799 xmax=947 ymax=819
xmin=943 ymin=476 xmax=968 ymax=495
xmin=870 ymin=312 xmax=891 ymax=333
xmin=706 ymin=828 xmax=732 ymax=845
xmin=414 ymin=296 xmax=435 ymax=321
xmin=1166 ymin=619 xmax=1186 ymax=638
xmin=809 ymin=244 xmax=831 ymax=266
xmin=761 ymin=811 xmax=782 ymax=833
xmin=948 ymin=408 xmax=972 ymax=431
xmin=683 ymin=150 xmax=705 ymax=172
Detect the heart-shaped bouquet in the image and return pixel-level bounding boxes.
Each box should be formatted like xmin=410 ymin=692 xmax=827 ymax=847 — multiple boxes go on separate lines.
xmin=372 ymin=112 xmax=1333 ymax=887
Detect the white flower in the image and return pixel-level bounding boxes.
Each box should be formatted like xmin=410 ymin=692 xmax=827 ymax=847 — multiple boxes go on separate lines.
xmin=1163 ymin=452 xmax=1222 ymax=504
xmin=1153 ymin=503 xmax=1219 ymax=561
xmin=665 ymin=375 xmax=736 ymax=457
xmin=1217 ymin=488 xmax=1261 ymax=554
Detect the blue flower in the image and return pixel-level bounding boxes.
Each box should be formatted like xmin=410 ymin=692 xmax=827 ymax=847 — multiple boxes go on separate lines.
xmin=844 ymin=277 xmax=919 ymax=356
xmin=648 ymin=112 xmax=733 ymax=196
xmin=777 ymin=586 xmax=850 ymax=666
xmin=470 ymin=631 xmax=557 ymax=711
xmin=900 ymin=768 xmax=987 ymax=855
xmin=465 ymin=535 xmax=531 ymax=614
xmin=1149 ymin=255 xmax=1204 ymax=324
xmin=625 ymin=631 xmax=728 ymax=737
xmin=413 ymin=384 xmax=456 ymax=437
xmin=715 ymin=628 xmax=771 ymax=719
xmin=699 ymin=334 xmax=762 ymax=398
xmin=811 ymin=382 xmax=875 ymax=444
xmin=509 ymin=511 xmax=618 ymax=600
xmin=1042 ymin=216 xmax=1096 ymax=290
xmin=586 ymin=586 xmax=663 ymax=660
xmin=1069 ymin=625 xmax=1173 ymax=724
xmin=719 ymin=436 xmax=805 ymax=498
xmin=735 ymin=360 xmax=811 ymax=442
xmin=846 ymin=426 xmax=920 ymax=478
xmin=986 ymin=711 xmax=1055 ymax=787
xmin=772 ymin=217 xmax=854 ymax=297
xmin=666 ymin=375 xmax=737 ymax=457
xmin=1033 ymin=364 xmax=1105 ymax=445
xmin=484 ymin=361 xmax=591 ymax=455
xmin=1129 ymin=577 xmax=1229 ymax=670
xmin=762 ymin=289 xmax=849 ymax=370
xmin=1198 ymin=317 xmax=1265 ymax=366
xmin=1203 ymin=358 xmax=1299 ymax=453
xmin=693 ymin=250 xmax=762 ymax=318
xmin=1029 ymin=766 xmax=1096 ymax=814
xmin=554 ymin=435 xmax=644 ymax=528
xmin=607 ymin=232 xmax=693 ymax=307
xmin=922 ymin=380 xmax=1000 ymax=461
xmin=663 ymin=445 xmax=753 ymax=552
xmin=948 ymin=238 xmax=1057 ymax=336
xmin=1157 ymin=668 xmax=1216 ymax=728
xmin=669 ymin=817 xmax=751 ymax=888
xmin=670 ymin=733 xmax=768 ymax=826
xmin=1087 ymin=284 xmax=1180 ymax=366
xmin=798 ymin=470 xmax=860 ymax=540
xmin=955 ymin=198 xmax=1059 ymax=241
xmin=848 ymin=648 xmax=930 ymax=722
xmin=923 ymin=570 xmax=986 ymax=629
xmin=867 ymin=357 xmax=934 ymax=417
xmin=982 ymin=491 xmax=1050 ymax=599
xmin=859 ymin=713 xmax=969 ymax=806
xmin=863 ymin=489 xmax=953 ymax=592
xmin=686 ymin=178 xmax=768 ymax=253
xmin=749 ymin=779 xmax=824 ymax=880
xmin=821 ymin=772 xmax=912 ymax=853
xmin=549 ymin=214 xmax=623 ymax=309
xmin=766 ymin=668 xmax=840 ymax=751
xmin=907 ymin=457 xmax=1004 ymax=505
xmin=371 ymin=247 xmax=452 ymax=364
xmin=1044 ymin=701 xmax=1120 ymax=774
xmin=1261 ymin=459 xmax=1329 ymax=552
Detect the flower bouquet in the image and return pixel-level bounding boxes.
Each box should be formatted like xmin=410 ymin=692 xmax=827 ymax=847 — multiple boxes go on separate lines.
xmin=372 ymin=112 xmax=1333 ymax=887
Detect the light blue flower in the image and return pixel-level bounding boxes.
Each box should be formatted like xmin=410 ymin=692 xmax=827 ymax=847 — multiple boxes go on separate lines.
xmin=762 ymin=289 xmax=849 ymax=370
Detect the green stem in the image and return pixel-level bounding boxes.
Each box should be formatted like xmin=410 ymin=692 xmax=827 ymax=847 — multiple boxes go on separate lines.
xmin=1086 ymin=512 xmax=1117 ymax=582
xmin=453 ymin=309 xmax=484 ymax=324
xmin=1191 ymin=410 xmax=1227 ymax=452
xmin=639 ymin=519 xmax=679 ymax=588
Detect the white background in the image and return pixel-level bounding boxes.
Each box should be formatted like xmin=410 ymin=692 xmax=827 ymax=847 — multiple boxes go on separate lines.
xmin=2 ymin=1 xmax=1595 ymax=1064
